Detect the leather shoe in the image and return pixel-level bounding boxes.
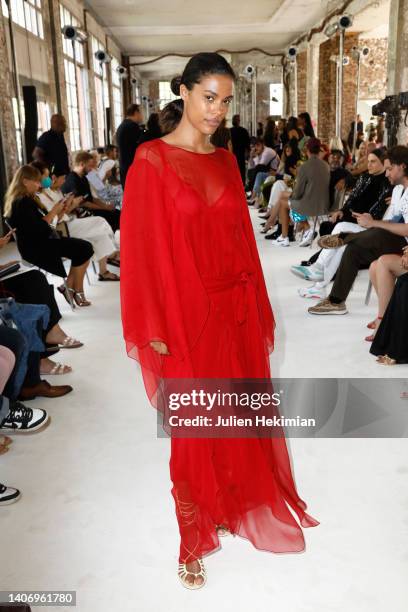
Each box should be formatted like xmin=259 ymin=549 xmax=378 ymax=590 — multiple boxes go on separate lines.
xmin=19 ymin=380 xmax=73 ymax=401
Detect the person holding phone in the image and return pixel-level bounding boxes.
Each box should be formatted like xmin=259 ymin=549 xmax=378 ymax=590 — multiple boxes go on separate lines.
xmin=33 ymin=163 xmax=119 ymax=281
xmin=61 ymin=151 xmax=120 ymax=232
xmin=3 ymin=165 xmax=93 ymax=307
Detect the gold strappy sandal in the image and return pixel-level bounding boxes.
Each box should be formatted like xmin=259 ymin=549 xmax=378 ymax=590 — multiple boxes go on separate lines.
xmin=178 ymin=558 xmax=207 ymax=590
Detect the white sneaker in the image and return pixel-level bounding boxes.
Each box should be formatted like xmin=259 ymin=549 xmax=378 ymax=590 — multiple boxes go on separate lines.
xmin=298 ymin=285 xmax=326 ymax=299
xmin=299 ymin=229 xmax=315 ymax=247
xmin=272 ymin=236 xmax=290 ymax=247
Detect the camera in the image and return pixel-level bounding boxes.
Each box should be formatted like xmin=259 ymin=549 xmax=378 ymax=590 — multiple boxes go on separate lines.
xmin=94 ymin=50 xmax=111 ymax=64
xmin=116 ymin=66 xmax=128 ymax=78
xmin=339 ymin=14 xmax=353 ymax=29
xmin=287 ymin=47 xmax=298 ymax=60
xmin=372 ymin=95 xmax=398 ymax=116
xmin=243 ymin=65 xmax=255 ymax=76
xmin=398 ymin=91 xmax=408 ymax=109
xmin=61 ymin=25 xmax=77 ymax=40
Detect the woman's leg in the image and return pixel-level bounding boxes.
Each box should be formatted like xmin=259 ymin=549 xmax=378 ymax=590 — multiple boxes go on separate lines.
xmin=376 ymin=254 xmax=406 ymax=318
xmin=265 ymin=190 xmax=290 ymax=230
xmin=279 ymin=196 xmax=291 ymax=237
xmin=0 ymin=347 xmax=15 ymax=395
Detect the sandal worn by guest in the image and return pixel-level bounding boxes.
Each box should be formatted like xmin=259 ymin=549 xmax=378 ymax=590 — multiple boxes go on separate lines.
xmin=58 ymin=336 xmax=83 ymax=349
xmin=367 ymin=316 xmax=382 ymax=330
xmin=40 ymin=359 xmax=72 ymax=375
xmin=178 ymin=558 xmax=207 ymax=590
xmin=0 ymin=436 xmax=13 ymax=455
xmin=57 ymin=284 xmax=76 ymax=307
xmin=98 ymin=271 xmax=120 ymax=282
xmin=376 ymin=354 xmax=397 ymax=365
xmin=365 ymin=316 xmax=383 ymax=341
xmin=73 ymin=291 xmax=91 ymax=307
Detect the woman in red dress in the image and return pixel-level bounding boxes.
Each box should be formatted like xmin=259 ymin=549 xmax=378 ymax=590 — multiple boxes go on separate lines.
xmin=120 ymin=52 xmax=319 ymax=590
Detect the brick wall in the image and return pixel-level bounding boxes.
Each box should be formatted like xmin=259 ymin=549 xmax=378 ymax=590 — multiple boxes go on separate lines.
xmin=297 ymin=51 xmax=307 ymax=114
xmin=358 ymin=38 xmax=388 ymax=100
xmin=318 ymin=32 xmax=359 ymax=143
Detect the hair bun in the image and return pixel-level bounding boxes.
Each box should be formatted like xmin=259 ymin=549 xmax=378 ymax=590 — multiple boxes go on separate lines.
xmin=170 ymin=76 xmax=182 ymax=96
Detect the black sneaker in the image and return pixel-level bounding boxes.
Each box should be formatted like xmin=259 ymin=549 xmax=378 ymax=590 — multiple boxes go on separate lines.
xmin=0 ymin=483 xmax=21 ymax=505
xmin=0 ymin=402 xmax=49 ymax=434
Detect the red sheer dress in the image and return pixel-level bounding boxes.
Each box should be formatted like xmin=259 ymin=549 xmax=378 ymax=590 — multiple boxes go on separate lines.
xmin=120 ymin=138 xmax=319 ymax=564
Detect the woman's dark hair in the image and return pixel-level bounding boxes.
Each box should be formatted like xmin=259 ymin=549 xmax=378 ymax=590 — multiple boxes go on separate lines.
xmin=298 ymin=112 xmax=315 ymax=138
xmin=387 ymin=146 xmax=408 ymax=175
xmin=159 ymin=99 xmax=184 ymax=135
xmin=146 ymin=112 xmax=161 ymax=132
xmin=287 ymin=116 xmax=299 ymax=133
xmin=160 ymin=52 xmax=235 ymax=133
xmin=369 ymin=147 xmax=387 ymax=164
xmin=287 ymin=137 xmax=300 ymax=157
xmin=263 ymin=117 xmax=276 ymax=148
xmin=30 ymin=160 xmax=48 ymax=175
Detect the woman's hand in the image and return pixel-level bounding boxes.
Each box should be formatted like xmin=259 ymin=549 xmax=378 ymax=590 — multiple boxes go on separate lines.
xmin=150 ymin=341 xmax=170 ymax=355
xmin=0 ymin=234 xmax=11 ymax=249
xmin=330 ymin=210 xmax=343 ymax=223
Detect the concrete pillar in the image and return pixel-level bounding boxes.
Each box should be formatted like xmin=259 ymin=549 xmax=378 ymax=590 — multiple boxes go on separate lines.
xmin=306 ymin=43 xmax=320 ymax=132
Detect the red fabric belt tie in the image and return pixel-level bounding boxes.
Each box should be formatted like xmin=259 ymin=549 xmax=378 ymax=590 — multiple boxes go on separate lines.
xmin=201 ymin=272 xmax=254 ymax=326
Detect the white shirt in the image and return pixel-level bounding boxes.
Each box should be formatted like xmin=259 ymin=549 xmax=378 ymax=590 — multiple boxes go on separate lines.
xmin=384 ymin=184 xmax=408 ymax=242
xmin=249 ymin=147 xmax=280 ymax=170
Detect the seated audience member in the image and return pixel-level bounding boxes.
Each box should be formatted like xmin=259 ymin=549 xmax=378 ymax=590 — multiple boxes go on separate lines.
xmin=349 ymin=141 xmax=377 ymax=179
xmin=101 ymin=145 xmax=120 ymax=184
xmin=35 ymin=163 xmax=119 ymax=282
xmin=261 ymin=140 xmax=302 ymax=239
xmin=246 ymin=138 xmax=279 ymax=195
xmin=263 ymin=117 xmax=279 ymax=150
xmin=0 ymin=336 xmax=48 ymax=506
xmin=87 ymin=154 xmax=123 ymax=210
xmin=0 ymin=310 xmax=72 ymax=401
xmin=322 ymin=148 xmax=390 ymax=232
xmin=62 ymin=151 xmax=121 ymax=232
xmin=297 ymin=112 xmax=315 ymax=151
xmin=308 ymin=146 xmax=408 ymax=315
xmin=294 ymin=151 xmax=393 ymax=299
xmin=4 ymin=165 xmax=93 ymax=307
xmin=286 ymin=116 xmax=303 ymax=143
xmin=1 ymin=231 xmax=82 ymax=375
xmin=369 ymin=255 xmax=408 ymax=364
xmin=266 ymin=138 xmax=330 ymax=247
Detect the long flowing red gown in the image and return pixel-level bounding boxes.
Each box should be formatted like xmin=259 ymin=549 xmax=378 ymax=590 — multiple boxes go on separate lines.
xmin=120 ymin=138 xmax=319 ymax=564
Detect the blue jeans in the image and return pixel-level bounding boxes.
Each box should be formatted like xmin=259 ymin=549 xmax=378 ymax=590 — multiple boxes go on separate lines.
xmin=253 ymin=172 xmax=270 ymax=196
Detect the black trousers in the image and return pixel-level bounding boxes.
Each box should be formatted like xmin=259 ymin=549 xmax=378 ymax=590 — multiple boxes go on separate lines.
xmin=0 ymin=326 xmax=40 ymax=399
xmin=1 ymin=270 xmax=61 ymax=335
xmin=330 ymin=228 xmax=407 ymax=303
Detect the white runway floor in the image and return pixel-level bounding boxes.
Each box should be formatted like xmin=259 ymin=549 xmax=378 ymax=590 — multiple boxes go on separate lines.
xmin=1 ymin=209 xmax=408 ymax=611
